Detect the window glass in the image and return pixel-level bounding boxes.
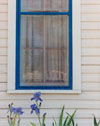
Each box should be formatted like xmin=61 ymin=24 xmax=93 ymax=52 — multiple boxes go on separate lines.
xmin=20 ymin=15 xmax=69 ymax=86
xmin=21 ymin=0 xmax=69 ymax=12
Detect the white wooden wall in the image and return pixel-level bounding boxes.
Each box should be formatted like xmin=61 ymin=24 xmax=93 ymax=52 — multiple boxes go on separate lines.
xmin=0 ymin=0 xmax=100 ymax=125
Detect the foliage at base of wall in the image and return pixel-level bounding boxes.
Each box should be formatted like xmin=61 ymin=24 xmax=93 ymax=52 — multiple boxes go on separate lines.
xmin=7 ymin=92 xmax=100 ymax=126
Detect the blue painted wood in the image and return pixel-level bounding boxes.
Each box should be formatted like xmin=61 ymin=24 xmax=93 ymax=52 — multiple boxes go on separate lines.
xmin=16 ymin=0 xmax=72 ymax=90
xmin=20 ymin=12 xmax=70 ymax=15
xmin=16 ymin=85 xmax=72 ymax=90
xmin=69 ymin=0 xmax=72 ymax=90
xmin=16 ymin=0 xmax=21 ymax=90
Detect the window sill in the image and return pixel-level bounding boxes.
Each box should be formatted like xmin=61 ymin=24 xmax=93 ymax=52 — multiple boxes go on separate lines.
xmin=7 ymin=89 xmax=81 ymax=94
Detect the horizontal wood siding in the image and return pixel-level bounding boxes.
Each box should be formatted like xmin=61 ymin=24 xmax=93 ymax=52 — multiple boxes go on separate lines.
xmin=0 ymin=0 xmax=100 ymax=125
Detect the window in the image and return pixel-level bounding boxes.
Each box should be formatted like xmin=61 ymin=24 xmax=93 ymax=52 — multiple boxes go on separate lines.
xmin=8 ymin=0 xmax=81 ymax=93
xmin=17 ymin=0 xmax=71 ymax=90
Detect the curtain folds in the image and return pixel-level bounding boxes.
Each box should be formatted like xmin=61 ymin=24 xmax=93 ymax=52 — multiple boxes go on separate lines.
xmin=20 ymin=0 xmax=69 ymax=86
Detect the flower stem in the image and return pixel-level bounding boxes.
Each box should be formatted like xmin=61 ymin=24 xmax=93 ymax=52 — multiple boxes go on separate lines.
xmin=13 ymin=114 xmax=17 ymax=126
xmin=36 ymin=101 xmax=42 ymax=126
xmin=38 ymin=114 xmax=42 ymax=126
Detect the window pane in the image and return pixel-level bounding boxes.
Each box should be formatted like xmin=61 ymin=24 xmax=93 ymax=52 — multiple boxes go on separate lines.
xmin=45 ymin=0 xmax=69 ymax=11
xmin=21 ymin=0 xmax=43 ymax=12
xmin=45 ymin=15 xmax=69 ymax=85
xmin=20 ymin=15 xmax=44 ymax=85
xmin=21 ymin=0 xmax=68 ymax=12
xmin=20 ymin=15 xmax=69 ymax=86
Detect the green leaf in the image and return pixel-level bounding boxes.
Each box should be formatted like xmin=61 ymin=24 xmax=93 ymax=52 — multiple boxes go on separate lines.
xmin=93 ymin=115 xmax=100 ymax=126
xmin=8 ymin=118 xmax=12 ymax=126
xmin=66 ymin=113 xmax=73 ymax=126
xmin=13 ymin=114 xmax=17 ymax=126
xmin=63 ymin=116 xmax=68 ymax=126
xmin=42 ymin=113 xmax=46 ymax=124
xmin=52 ymin=122 xmax=55 ymax=126
xmin=97 ymin=120 xmax=100 ymax=126
xmin=30 ymin=122 xmax=36 ymax=126
xmin=59 ymin=106 xmax=64 ymax=126
xmin=54 ymin=118 xmax=57 ymax=126
xmin=67 ymin=109 xmax=77 ymax=126
xmin=42 ymin=113 xmax=46 ymax=126
xmin=39 ymin=102 xmax=42 ymax=108
xmin=17 ymin=118 xmax=21 ymax=126
xmin=93 ymin=115 xmax=98 ymax=126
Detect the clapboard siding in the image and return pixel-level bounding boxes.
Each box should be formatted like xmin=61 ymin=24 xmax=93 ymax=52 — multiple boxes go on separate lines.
xmin=0 ymin=5 xmax=7 ymax=12
xmin=82 ymin=14 xmax=100 ymax=22
xmin=0 ymin=0 xmax=7 ymax=4
xmin=1 ymin=109 xmax=100 ymax=119
xmin=0 ymin=119 xmax=94 ymax=126
xmin=82 ymin=22 xmax=100 ymax=30
xmin=0 ymin=0 xmax=100 ymax=126
xmin=0 ymin=13 xmax=8 ymax=21
xmin=1 ymin=100 xmax=100 ymax=109
xmin=82 ymin=5 xmax=100 ymax=13
xmin=0 ymin=22 xmax=7 ymax=30
xmin=82 ymin=57 xmax=100 ymax=65
xmin=0 ymin=39 xmax=7 ymax=47
xmin=82 ymin=39 xmax=100 ymax=47
xmin=1 ymin=92 xmax=100 ymax=101
xmin=81 ymin=0 xmax=100 ymax=4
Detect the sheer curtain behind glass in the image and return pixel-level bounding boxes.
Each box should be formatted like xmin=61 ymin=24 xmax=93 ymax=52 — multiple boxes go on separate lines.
xmin=20 ymin=0 xmax=69 ymax=86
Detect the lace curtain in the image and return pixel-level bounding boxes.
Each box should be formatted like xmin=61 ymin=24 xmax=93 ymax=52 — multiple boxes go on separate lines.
xmin=20 ymin=0 xmax=69 ymax=86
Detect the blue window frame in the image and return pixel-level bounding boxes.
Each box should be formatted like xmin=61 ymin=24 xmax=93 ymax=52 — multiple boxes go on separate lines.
xmin=16 ymin=0 xmax=72 ymax=90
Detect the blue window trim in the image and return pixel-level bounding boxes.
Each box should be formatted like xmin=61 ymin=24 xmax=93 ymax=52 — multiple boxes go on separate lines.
xmin=20 ymin=12 xmax=70 ymax=15
xmin=16 ymin=0 xmax=72 ymax=90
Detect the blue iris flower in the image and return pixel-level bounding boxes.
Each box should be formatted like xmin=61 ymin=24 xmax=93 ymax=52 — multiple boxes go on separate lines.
xmin=30 ymin=104 xmax=40 ymax=115
xmin=10 ymin=107 xmax=24 ymax=115
xmin=31 ymin=92 xmax=43 ymax=102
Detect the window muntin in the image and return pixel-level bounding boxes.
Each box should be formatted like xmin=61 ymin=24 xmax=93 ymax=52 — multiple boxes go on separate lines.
xmin=16 ymin=0 xmax=72 ymax=89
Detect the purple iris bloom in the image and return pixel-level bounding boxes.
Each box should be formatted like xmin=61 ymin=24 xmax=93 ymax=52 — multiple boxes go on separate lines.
xmin=31 ymin=92 xmax=43 ymax=102
xmin=10 ymin=107 xmax=24 ymax=115
xmin=30 ymin=104 xmax=40 ymax=115
xmin=8 ymin=104 xmax=10 ymax=108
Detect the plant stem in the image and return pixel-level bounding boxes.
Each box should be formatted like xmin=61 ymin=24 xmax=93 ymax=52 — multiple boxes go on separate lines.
xmin=36 ymin=101 xmax=42 ymax=126
xmin=38 ymin=114 xmax=42 ymax=126
xmin=13 ymin=114 xmax=17 ymax=126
